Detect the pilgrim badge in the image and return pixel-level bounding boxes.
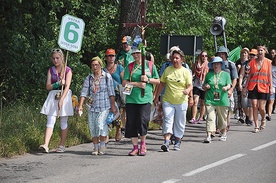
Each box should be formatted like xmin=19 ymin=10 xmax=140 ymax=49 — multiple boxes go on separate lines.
xmin=86 ymin=96 xmax=94 ymax=106
xmin=214 ymin=91 xmax=220 ymax=101
xmin=55 ymin=92 xmax=61 ymax=100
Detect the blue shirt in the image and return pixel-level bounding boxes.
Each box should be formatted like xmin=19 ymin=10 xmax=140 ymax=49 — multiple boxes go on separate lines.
xmin=104 ymin=64 xmax=124 ymax=89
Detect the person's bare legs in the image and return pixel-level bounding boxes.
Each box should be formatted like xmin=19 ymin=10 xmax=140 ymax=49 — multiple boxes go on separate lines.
xmin=44 ymin=127 xmax=53 ymax=147
xmin=198 ymin=99 xmax=205 ymax=121
xmin=59 ymin=128 xmax=68 ymax=146
xmin=258 ymin=99 xmax=267 ymax=129
xmin=190 ymin=95 xmax=199 ymax=123
xmin=251 ymin=99 xmax=259 ymax=129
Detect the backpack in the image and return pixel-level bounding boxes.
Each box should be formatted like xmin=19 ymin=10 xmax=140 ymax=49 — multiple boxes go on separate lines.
xmin=128 ymin=61 xmax=153 ymax=74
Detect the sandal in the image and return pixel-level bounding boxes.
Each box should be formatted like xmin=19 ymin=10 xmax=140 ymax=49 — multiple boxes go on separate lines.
xmin=128 ymin=148 xmax=139 ymax=156
xmin=260 ymin=120 xmax=266 ymax=130
xmin=252 ymin=127 xmax=259 ymax=133
xmin=56 ymin=145 xmax=65 ymax=153
xmin=139 ymin=144 xmax=147 ymax=156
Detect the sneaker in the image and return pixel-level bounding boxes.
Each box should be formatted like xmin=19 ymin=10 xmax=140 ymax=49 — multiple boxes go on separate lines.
xmin=161 ymin=144 xmax=169 ymax=152
xmin=204 ymin=137 xmax=212 ymax=143
xmin=128 ymin=148 xmax=139 ymax=156
xmin=234 ymin=111 xmax=239 ymax=119
xmin=39 ymin=144 xmax=49 ymax=153
xmin=173 ymin=141 xmax=181 ymax=151
xmin=99 ymin=146 xmax=106 ymax=155
xmin=266 ymin=116 xmax=271 ymax=121
xmin=219 ymin=135 xmax=227 ymax=141
xmin=56 ymin=145 xmax=65 ymax=153
xmin=197 ymin=118 xmax=204 ymax=124
xmin=91 ymin=149 xmax=99 ymax=155
xmin=189 ymin=118 xmax=197 ymax=124
xmin=246 ymin=118 xmax=253 ymax=126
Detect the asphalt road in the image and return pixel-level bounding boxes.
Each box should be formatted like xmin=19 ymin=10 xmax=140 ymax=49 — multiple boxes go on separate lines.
xmin=1 ymin=115 xmax=276 ymax=183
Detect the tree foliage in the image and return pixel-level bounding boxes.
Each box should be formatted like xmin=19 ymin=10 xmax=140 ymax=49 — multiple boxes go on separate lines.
xmin=0 ymin=0 xmax=275 ymax=106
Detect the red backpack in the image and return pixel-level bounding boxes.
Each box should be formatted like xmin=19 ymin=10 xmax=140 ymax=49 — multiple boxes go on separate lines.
xmin=128 ymin=61 xmax=153 ymax=75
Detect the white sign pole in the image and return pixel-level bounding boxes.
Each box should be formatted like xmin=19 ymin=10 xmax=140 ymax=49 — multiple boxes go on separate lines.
xmin=57 ymin=14 xmax=85 ymax=117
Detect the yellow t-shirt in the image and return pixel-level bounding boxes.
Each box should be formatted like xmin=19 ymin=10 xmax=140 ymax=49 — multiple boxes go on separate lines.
xmin=161 ymin=66 xmax=192 ymax=104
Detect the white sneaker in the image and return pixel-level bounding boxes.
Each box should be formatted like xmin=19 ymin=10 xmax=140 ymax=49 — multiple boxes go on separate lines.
xmin=91 ymin=149 xmax=99 ymax=155
xmin=220 ymin=135 xmax=227 ymax=141
xmin=204 ymin=137 xmax=212 ymax=143
xmin=99 ymin=146 xmax=106 ymax=155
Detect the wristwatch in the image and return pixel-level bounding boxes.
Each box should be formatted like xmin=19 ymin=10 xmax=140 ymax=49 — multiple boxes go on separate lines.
xmin=147 ymin=78 xmax=150 ymax=83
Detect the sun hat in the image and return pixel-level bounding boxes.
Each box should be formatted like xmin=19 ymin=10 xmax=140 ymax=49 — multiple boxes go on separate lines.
xmin=131 ymin=48 xmax=141 ymax=54
xmin=208 ymin=56 xmax=225 ymax=70
xmin=249 ymin=48 xmax=258 ymax=55
xmin=91 ymin=56 xmax=103 ymax=67
xmin=105 ymin=48 xmax=116 ymax=56
xmin=240 ymin=47 xmax=250 ymax=54
xmin=169 ymin=46 xmax=181 ymax=56
xmin=216 ymin=46 xmax=229 ymax=56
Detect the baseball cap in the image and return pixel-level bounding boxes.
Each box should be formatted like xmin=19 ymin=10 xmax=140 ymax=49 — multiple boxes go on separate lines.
xmin=122 ymin=36 xmax=131 ymax=44
xmin=105 ymin=48 xmax=115 ymax=56
xmin=249 ymin=49 xmax=258 ymax=55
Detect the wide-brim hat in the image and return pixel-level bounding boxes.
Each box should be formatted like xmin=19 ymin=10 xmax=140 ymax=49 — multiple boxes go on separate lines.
xmin=91 ymin=56 xmax=103 ymax=68
xmin=216 ymin=46 xmax=229 ymax=56
xmin=131 ymin=48 xmax=141 ymax=53
xmin=208 ymin=56 xmax=225 ymax=70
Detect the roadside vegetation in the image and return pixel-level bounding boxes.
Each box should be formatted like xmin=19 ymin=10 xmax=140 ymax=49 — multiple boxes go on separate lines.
xmin=1 ymin=0 xmax=275 ymax=157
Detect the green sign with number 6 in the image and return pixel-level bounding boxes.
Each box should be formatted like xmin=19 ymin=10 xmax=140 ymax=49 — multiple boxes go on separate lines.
xmin=58 ymin=14 xmax=85 ymax=53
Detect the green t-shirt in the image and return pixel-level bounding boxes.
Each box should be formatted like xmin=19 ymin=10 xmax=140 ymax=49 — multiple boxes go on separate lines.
xmin=161 ymin=66 xmax=193 ymax=104
xmin=116 ymin=50 xmax=134 ymax=68
xmin=123 ymin=61 xmax=159 ymax=104
xmin=204 ymin=70 xmax=231 ymax=106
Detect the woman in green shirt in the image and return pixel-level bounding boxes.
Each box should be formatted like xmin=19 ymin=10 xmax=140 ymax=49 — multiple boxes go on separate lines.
xmin=122 ymin=47 xmax=160 ymax=156
xmin=203 ymin=56 xmax=231 ymax=143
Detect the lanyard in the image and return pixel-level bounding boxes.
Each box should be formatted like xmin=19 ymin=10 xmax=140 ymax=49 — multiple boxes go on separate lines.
xmin=92 ymin=76 xmax=102 ymax=93
xmin=130 ymin=64 xmax=141 ymax=82
xmin=214 ymin=71 xmax=222 ymax=89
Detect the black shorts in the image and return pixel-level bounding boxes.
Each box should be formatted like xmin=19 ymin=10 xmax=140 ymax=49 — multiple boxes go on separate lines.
xmin=193 ymin=87 xmax=206 ymax=100
xmin=248 ymin=86 xmax=269 ymax=100
xmin=125 ymin=103 xmax=151 ymax=138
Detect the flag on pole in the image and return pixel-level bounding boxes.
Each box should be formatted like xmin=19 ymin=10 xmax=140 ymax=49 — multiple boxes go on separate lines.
xmin=228 ymin=45 xmax=242 ymax=62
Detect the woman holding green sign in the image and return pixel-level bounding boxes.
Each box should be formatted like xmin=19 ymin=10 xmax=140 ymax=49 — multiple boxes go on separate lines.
xmin=39 ymin=48 xmax=74 ymax=153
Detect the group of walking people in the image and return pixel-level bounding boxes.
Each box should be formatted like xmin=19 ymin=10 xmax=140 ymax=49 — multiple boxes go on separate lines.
xmin=38 ymin=37 xmax=275 ymax=155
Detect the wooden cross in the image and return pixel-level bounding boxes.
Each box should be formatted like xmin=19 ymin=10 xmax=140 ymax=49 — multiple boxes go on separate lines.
xmin=122 ymin=0 xmax=163 ymax=96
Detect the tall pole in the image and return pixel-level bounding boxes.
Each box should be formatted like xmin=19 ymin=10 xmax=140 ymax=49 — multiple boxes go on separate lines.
xmin=122 ymin=0 xmax=163 ymax=96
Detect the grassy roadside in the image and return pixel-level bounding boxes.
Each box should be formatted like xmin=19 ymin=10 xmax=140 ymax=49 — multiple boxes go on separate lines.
xmin=0 ymin=102 xmax=162 ymax=158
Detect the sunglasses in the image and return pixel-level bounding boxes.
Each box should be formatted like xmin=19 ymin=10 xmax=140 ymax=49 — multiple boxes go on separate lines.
xmin=107 ymin=55 xmax=115 ymax=57
xmin=202 ymin=55 xmax=208 ymax=58
xmin=52 ymin=49 xmax=62 ymax=53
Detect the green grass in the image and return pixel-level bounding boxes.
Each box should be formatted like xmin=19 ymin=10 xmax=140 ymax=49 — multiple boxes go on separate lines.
xmin=0 ymin=101 xmax=185 ymax=158
xmin=0 ymin=102 xmax=103 ymax=157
